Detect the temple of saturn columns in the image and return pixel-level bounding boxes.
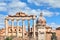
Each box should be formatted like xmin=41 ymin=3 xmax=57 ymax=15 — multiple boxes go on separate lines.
xmin=5 ymin=12 xmax=36 ymax=40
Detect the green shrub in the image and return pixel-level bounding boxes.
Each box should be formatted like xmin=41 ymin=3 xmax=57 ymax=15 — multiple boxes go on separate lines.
xmin=5 ymin=37 xmax=12 ymax=40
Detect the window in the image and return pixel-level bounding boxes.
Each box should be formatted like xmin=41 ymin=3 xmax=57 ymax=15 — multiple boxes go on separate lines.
xmin=40 ymin=32 xmax=44 ymax=34
xmin=15 ymin=29 xmax=16 ymax=31
xmin=10 ymin=29 xmax=12 ymax=31
xmin=19 ymin=29 xmax=20 ymax=31
xmin=25 ymin=33 xmax=27 ymax=35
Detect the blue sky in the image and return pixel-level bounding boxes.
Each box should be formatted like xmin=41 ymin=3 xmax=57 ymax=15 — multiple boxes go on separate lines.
xmin=0 ymin=0 xmax=60 ymax=29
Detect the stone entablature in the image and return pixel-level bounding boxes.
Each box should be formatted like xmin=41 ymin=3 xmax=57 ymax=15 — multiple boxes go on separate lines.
xmin=8 ymin=12 xmax=36 ymax=18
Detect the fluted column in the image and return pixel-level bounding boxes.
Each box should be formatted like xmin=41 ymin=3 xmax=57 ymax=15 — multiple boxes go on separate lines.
xmin=5 ymin=19 xmax=9 ymax=37
xmin=33 ymin=19 xmax=36 ymax=40
xmin=16 ymin=19 xmax=19 ymax=37
xmin=11 ymin=19 xmax=14 ymax=37
xmin=22 ymin=20 xmax=25 ymax=40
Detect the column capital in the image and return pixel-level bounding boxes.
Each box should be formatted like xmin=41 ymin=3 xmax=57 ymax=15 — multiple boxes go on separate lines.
xmin=16 ymin=19 xmax=19 ymax=21
xmin=32 ymin=15 xmax=36 ymax=19
xmin=11 ymin=19 xmax=14 ymax=21
xmin=5 ymin=18 xmax=9 ymax=21
xmin=5 ymin=19 xmax=8 ymax=23
xmin=32 ymin=18 xmax=35 ymax=20
xmin=22 ymin=19 xmax=25 ymax=21
xmin=28 ymin=19 xmax=30 ymax=21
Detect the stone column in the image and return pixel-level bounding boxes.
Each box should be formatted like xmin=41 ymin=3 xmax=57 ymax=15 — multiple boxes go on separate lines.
xmin=5 ymin=19 xmax=9 ymax=37
xmin=28 ymin=20 xmax=30 ymax=40
xmin=33 ymin=19 xmax=36 ymax=40
xmin=22 ymin=20 xmax=24 ymax=40
xmin=44 ymin=26 xmax=46 ymax=40
xmin=16 ymin=19 xmax=19 ymax=37
xmin=11 ymin=19 xmax=14 ymax=37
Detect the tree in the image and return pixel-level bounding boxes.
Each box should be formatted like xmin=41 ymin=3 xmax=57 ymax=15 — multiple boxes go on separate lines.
xmin=51 ymin=32 xmax=57 ymax=40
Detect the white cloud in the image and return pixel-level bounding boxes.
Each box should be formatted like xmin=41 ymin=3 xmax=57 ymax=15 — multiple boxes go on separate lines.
xmin=0 ymin=0 xmax=19 ymax=2
xmin=22 ymin=9 xmax=58 ymax=17
xmin=47 ymin=22 xmax=60 ymax=30
xmin=55 ymin=12 xmax=60 ymax=16
xmin=28 ymin=0 xmax=60 ymax=8
xmin=8 ymin=1 xmax=27 ymax=8
xmin=8 ymin=5 xmax=58 ymax=17
xmin=22 ymin=8 xmax=40 ymax=15
xmin=0 ymin=2 xmax=6 ymax=6
xmin=8 ymin=5 xmax=54 ymax=17
xmin=0 ymin=0 xmax=59 ymax=17
xmin=0 ymin=7 xmax=7 ymax=11
xmin=0 ymin=14 xmax=7 ymax=28
xmin=7 ymin=0 xmax=55 ymax=17
xmin=42 ymin=10 xmax=54 ymax=17
xmin=0 ymin=0 xmax=21 ymax=11
xmin=8 ymin=1 xmax=27 ymax=15
xmin=0 ymin=2 xmax=7 ymax=11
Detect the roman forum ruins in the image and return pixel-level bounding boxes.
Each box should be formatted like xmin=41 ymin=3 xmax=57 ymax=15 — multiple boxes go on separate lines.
xmin=5 ymin=12 xmax=36 ymax=40
xmin=0 ymin=12 xmax=60 ymax=40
